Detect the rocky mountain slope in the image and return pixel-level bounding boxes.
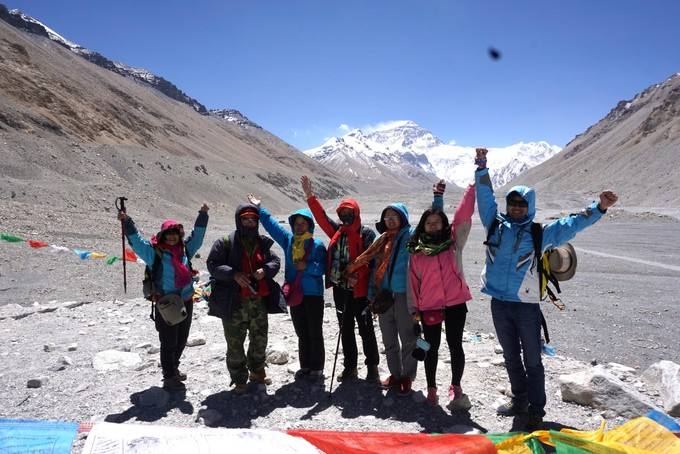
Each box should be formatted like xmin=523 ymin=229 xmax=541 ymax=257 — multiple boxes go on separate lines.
xmin=509 ymin=73 xmax=680 ymax=208
xmin=304 ymin=121 xmax=561 ymax=189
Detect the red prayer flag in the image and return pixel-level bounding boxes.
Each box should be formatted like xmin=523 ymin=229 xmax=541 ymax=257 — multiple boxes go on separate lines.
xmin=123 ymin=248 xmax=138 ymax=262
xmin=27 ymin=240 xmax=49 ymax=248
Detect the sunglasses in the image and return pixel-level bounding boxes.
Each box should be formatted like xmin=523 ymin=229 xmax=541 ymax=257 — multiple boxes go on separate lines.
xmin=507 ymin=199 xmax=528 ymax=208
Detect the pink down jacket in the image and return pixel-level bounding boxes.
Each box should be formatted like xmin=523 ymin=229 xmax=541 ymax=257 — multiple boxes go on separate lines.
xmin=408 ymin=184 xmax=475 ymax=311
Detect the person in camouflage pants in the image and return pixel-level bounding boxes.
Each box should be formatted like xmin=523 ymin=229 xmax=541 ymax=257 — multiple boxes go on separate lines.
xmin=222 ymin=296 xmax=269 ymax=385
xmin=207 ymin=204 xmax=282 ymax=394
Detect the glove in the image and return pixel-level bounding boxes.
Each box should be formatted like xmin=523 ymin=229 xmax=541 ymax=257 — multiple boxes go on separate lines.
xmin=474 ymin=155 xmax=487 ymax=168
xmin=433 ymin=181 xmax=446 ymax=196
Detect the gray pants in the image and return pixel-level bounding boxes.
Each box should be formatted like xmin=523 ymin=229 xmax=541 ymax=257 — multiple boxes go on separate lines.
xmin=378 ymin=292 xmax=418 ymax=380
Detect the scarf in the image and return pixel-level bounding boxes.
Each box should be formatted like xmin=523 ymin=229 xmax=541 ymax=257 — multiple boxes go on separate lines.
xmin=347 ymin=230 xmax=398 ymax=287
xmin=407 ymin=232 xmax=452 ymax=256
xmin=292 ymin=232 xmax=313 ymax=262
xmin=156 ymin=242 xmax=192 ymax=289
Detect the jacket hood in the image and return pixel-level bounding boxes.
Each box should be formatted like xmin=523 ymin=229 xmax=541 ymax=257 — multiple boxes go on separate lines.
xmin=335 ymin=198 xmax=362 ymax=230
xmin=151 ymin=219 xmax=184 ymax=246
xmin=375 ymin=203 xmax=410 ymax=234
xmin=288 ymin=208 xmax=315 ymax=234
xmin=504 ymin=185 xmax=536 ymax=224
xmin=235 ymin=203 xmax=260 ymax=233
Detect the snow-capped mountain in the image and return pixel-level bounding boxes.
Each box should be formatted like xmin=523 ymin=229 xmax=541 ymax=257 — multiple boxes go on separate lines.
xmin=304 ymin=121 xmax=561 ymax=188
xmin=209 ymin=109 xmax=262 ymax=129
xmin=0 ymin=5 xmax=207 ymax=114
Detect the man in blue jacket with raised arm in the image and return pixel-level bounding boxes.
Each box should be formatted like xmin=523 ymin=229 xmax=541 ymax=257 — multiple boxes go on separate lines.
xmin=474 ymin=147 xmax=618 ymax=428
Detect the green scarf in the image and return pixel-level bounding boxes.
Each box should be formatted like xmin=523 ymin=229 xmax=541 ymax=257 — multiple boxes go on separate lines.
xmin=407 ymin=233 xmax=452 ymax=256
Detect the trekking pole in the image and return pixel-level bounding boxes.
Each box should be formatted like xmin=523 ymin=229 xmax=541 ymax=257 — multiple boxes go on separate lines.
xmin=115 ymin=197 xmax=128 ymax=293
xmin=328 ymin=288 xmax=350 ymax=400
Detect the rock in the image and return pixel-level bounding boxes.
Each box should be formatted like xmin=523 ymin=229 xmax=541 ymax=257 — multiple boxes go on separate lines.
xmin=59 ymin=355 xmax=74 ymax=366
xmin=43 ymin=343 xmax=57 ymax=352
xmin=642 ymin=360 xmax=680 ymax=416
xmin=138 ymin=387 xmax=169 ymax=407
xmin=147 ymin=346 xmax=161 ymax=354
xmin=491 ymin=358 xmax=505 ymax=367
xmin=196 ymin=408 xmax=222 ymax=426
xmin=186 ymin=332 xmax=206 ymax=347
xmin=135 ymin=360 xmax=157 ymax=371
xmin=494 ymin=344 xmax=504 ymax=354
xmin=92 ymin=350 xmax=142 ymax=372
xmin=559 ymin=366 xmax=661 ymax=418
xmin=67 ymin=343 xmax=78 ymax=352
xmin=135 ymin=342 xmax=153 ymax=350
xmin=266 ymin=344 xmax=289 ymax=365
xmin=27 ymin=377 xmax=48 ymax=388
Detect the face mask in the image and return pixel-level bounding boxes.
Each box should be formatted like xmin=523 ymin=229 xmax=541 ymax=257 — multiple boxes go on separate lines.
xmin=338 ymin=212 xmax=355 ymax=225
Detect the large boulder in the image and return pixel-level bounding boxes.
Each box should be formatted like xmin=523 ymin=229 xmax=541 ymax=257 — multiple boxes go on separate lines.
xmin=642 ymin=360 xmax=680 ymax=417
xmin=93 ymin=350 xmax=142 ymax=372
xmin=266 ymin=344 xmax=289 ymax=365
xmin=559 ymin=365 xmax=660 ymax=418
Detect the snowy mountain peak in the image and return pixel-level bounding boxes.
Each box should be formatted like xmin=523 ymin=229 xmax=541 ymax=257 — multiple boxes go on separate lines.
xmin=305 ymin=121 xmax=562 ymax=188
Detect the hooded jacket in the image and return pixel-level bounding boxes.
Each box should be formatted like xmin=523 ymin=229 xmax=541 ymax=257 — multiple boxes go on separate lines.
xmin=123 ymin=211 xmax=208 ymax=301
xmin=258 ymin=207 xmax=327 ymax=296
xmin=307 ymin=196 xmax=375 ymax=298
xmin=206 ymin=204 xmax=282 ymax=318
xmin=407 ymin=184 xmax=475 ymax=311
xmin=475 ymin=167 xmax=606 ymax=303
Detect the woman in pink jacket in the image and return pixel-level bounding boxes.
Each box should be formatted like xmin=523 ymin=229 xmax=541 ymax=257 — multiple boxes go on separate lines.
xmin=407 ymin=183 xmax=475 ymax=408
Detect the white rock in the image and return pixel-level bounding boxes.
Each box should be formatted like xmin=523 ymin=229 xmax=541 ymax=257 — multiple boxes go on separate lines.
xmin=494 ymin=344 xmax=504 ymax=354
xmin=93 ymin=350 xmax=142 ymax=372
xmin=491 ymin=358 xmax=505 ymax=367
xmin=135 ymin=342 xmax=153 ymax=350
xmin=186 ymin=332 xmax=207 ymax=347
xmin=59 ymin=355 xmax=74 ymax=366
xmin=642 ymin=360 xmax=680 ymax=417
xmin=559 ymin=366 xmax=661 ymax=418
xmin=197 ymin=408 xmax=222 ymax=426
xmin=67 ymin=343 xmax=78 ymax=352
xmin=138 ymin=387 xmax=169 ymax=407
xmin=147 ymin=346 xmax=161 ymax=354
xmin=266 ymin=344 xmax=289 ymax=365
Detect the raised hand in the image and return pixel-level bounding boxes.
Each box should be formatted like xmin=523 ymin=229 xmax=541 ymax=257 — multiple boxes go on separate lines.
xmin=301 ymin=175 xmax=314 ymax=199
xmin=598 ymin=191 xmax=618 ymax=210
xmin=247 ymin=194 xmax=261 ymax=207
xmin=475 ymin=147 xmax=488 ymax=168
xmin=433 ymin=179 xmax=446 ymax=195
xmin=200 ymin=203 xmax=209 ymax=213
xmin=117 ymin=211 xmax=128 ymax=221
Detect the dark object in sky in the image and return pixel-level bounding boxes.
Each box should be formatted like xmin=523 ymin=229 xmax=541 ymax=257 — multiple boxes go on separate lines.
xmin=488 ymin=47 xmax=502 ymax=61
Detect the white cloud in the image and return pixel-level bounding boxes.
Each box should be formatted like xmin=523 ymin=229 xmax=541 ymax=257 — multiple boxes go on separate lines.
xmin=337 ymin=123 xmax=350 ymax=133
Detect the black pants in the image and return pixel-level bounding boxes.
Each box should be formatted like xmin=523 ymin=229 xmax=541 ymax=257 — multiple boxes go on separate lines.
xmin=155 ymin=300 xmax=193 ymax=379
xmin=333 ymin=286 xmax=379 ymax=369
xmin=290 ymin=295 xmax=325 ymax=371
xmin=422 ymin=303 xmax=467 ymax=389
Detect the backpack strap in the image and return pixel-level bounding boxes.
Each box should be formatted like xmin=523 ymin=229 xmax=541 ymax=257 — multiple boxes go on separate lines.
xmin=148 ymin=247 xmax=163 ymax=321
xmin=483 ymin=218 xmax=501 ymax=247
xmin=386 ymin=234 xmax=404 ymax=288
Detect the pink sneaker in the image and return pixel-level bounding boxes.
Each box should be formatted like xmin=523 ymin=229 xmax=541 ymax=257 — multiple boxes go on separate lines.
xmin=426 ymin=387 xmax=438 ymax=406
xmin=449 ymin=384 xmax=463 ymax=401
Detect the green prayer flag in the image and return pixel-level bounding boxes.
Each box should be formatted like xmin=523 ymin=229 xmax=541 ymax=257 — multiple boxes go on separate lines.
xmin=1 ymin=233 xmax=24 ymax=242
xmin=106 ymin=256 xmax=120 ymax=265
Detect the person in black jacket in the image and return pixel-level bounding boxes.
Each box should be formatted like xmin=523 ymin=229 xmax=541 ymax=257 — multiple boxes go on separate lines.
xmin=207 ymin=204 xmax=281 ymax=394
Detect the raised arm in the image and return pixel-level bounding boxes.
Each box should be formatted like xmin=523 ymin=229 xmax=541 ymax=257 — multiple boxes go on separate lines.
xmin=474 ymin=148 xmax=498 ymax=230
xmin=452 ymin=183 xmax=476 ymax=251
xmin=118 ymin=214 xmax=156 ymax=266
xmin=541 ymin=191 xmax=617 ymax=251
xmin=248 ymin=194 xmax=291 ymax=250
xmin=301 ymin=175 xmax=339 ymax=238
xmin=432 ymin=179 xmax=445 ymax=210
xmin=185 ymin=204 xmax=209 ymax=257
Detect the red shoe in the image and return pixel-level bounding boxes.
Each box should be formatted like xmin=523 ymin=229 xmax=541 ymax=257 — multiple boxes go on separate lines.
xmin=397 ymin=377 xmax=412 ymax=397
xmin=426 ymin=387 xmax=438 ymax=406
xmin=380 ymin=375 xmax=399 ymax=390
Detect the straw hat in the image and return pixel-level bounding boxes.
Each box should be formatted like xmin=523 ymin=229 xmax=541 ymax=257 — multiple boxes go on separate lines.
xmin=548 ymin=243 xmax=577 ymax=281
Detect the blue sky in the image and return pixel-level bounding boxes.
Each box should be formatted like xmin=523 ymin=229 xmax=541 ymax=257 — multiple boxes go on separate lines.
xmin=8 ymin=0 xmax=680 ymax=150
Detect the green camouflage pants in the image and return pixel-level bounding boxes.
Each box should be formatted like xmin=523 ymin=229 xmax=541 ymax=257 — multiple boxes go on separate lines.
xmin=222 ymin=296 xmax=269 ymax=385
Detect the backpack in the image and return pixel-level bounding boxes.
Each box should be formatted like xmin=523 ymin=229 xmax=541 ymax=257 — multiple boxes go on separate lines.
xmin=143 ymin=244 xmax=194 ymax=320
xmin=484 ymin=218 xmax=565 ymax=343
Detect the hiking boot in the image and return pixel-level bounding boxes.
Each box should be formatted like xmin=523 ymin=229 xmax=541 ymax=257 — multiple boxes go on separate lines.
xmin=309 ymin=369 xmax=324 ymax=380
xmin=496 ymin=400 xmax=528 ymax=417
xmin=365 ymin=365 xmax=380 ymax=383
xmin=526 ymin=407 xmax=545 ymax=429
xmin=447 ymin=384 xmax=472 ymax=410
xmin=426 ymin=387 xmax=438 ymax=406
xmin=162 ymin=376 xmax=186 ymax=391
xmin=336 ymin=368 xmax=358 ymax=382
xmin=233 ymin=383 xmax=248 ymax=395
xmin=294 ymin=368 xmax=311 ymax=380
xmin=249 ymin=369 xmax=272 ymax=385
xmin=397 ymin=377 xmax=412 ymax=397
xmin=380 ymin=375 xmax=399 ymax=390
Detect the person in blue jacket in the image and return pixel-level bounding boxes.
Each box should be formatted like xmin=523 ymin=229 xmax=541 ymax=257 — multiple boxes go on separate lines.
xmin=345 ymin=181 xmax=445 ymax=395
xmin=118 ymin=203 xmax=209 ymax=390
xmin=248 ymin=194 xmax=327 ymax=379
xmin=474 ymin=147 xmax=618 ymax=428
